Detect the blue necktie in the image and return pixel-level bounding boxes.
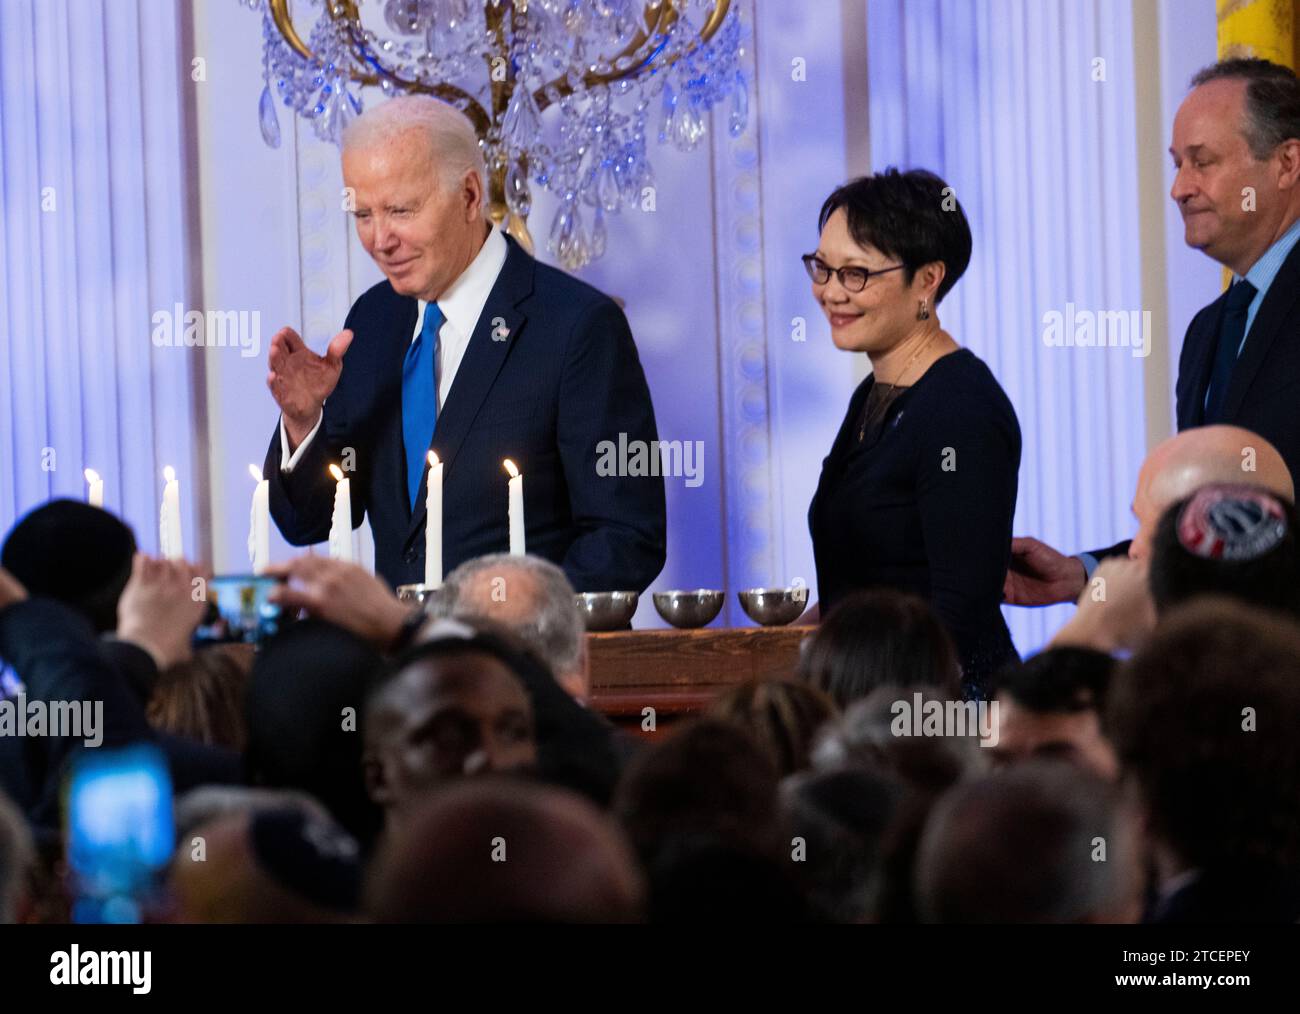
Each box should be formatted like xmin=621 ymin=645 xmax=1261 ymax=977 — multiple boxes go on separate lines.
xmin=1203 ymin=279 xmax=1256 ymax=425
xmin=402 ymin=302 xmax=443 ymax=510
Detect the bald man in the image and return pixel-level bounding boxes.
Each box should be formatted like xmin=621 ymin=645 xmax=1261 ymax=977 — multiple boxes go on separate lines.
xmin=365 ymin=778 xmax=644 ymax=922
xmin=1051 ymin=426 xmax=1293 ymax=652
xmin=1008 ymin=425 xmax=1294 ymax=605
xmin=1128 ymin=425 xmax=1292 ymax=560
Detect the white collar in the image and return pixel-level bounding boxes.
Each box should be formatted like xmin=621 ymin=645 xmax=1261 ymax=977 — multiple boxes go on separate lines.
xmin=425 ymin=225 xmax=508 ymax=337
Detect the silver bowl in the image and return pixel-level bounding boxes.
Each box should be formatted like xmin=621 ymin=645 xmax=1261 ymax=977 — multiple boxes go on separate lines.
xmin=737 ymin=587 xmax=808 ymax=626
xmin=395 ymin=583 xmax=450 ymax=614
xmin=575 ymin=591 xmax=639 ymax=632
xmin=653 ymin=589 xmax=725 ymax=629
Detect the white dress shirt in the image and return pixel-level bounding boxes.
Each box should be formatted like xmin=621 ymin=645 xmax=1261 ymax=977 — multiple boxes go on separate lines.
xmin=279 ymin=226 xmax=510 ymax=471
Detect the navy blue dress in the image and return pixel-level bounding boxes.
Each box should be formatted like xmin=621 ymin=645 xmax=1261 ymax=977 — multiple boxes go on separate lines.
xmin=809 ymin=349 xmax=1021 ymax=695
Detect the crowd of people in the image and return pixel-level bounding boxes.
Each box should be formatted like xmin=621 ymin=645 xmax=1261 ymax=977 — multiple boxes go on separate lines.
xmin=1 ymin=417 xmax=1298 ymax=924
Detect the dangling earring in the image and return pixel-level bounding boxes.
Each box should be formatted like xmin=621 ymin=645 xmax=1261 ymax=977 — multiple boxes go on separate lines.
xmin=917 ymin=298 xmax=930 ymax=321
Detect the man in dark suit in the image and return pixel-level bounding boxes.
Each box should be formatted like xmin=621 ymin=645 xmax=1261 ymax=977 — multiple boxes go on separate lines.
xmin=263 ymin=96 xmax=666 ymax=592
xmin=1005 ymin=58 xmax=1300 ymax=606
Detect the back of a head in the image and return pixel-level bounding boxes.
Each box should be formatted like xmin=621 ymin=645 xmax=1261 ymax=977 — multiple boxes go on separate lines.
xmin=1109 ymin=598 xmax=1300 ymax=873
xmin=367 ymin=778 xmax=643 ymax=923
xmin=781 ymin=766 xmax=907 ymax=922
xmin=915 ymin=761 xmax=1139 ymax=924
xmin=1150 ymin=485 xmax=1300 ymax=617
xmin=614 ymin=718 xmax=782 ymax=865
xmin=1 ymin=499 xmax=136 ymax=633
xmin=0 ymin=789 xmax=33 ymax=924
xmin=798 ymin=590 xmax=960 ymax=708
xmin=170 ymin=807 xmax=361 ymax=923
xmin=812 ymin=685 xmax=982 ymax=793
xmin=148 ymin=646 xmax=251 ymax=751
xmin=709 ymin=678 xmax=838 ymax=776
xmin=992 ymin=648 xmax=1115 ymax=715
xmin=444 ymin=553 xmax=584 ymax=688
xmin=247 ymin=619 xmax=384 ymax=845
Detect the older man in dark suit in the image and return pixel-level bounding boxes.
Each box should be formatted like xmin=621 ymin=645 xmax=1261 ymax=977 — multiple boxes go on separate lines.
xmin=263 ymin=96 xmax=666 ymax=592
xmin=1006 ymin=58 xmax=1300 ymax=606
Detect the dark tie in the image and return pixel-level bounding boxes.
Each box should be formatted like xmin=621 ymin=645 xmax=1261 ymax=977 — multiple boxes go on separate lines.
xmin=1203 ymin=279 xmax=1256 ymax=425
xmin=402 ymin=302 xmax=444 ymax=510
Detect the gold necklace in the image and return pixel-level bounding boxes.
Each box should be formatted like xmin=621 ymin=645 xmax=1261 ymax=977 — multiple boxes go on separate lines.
xmin=858 ymin=331 xmax=939 ymax=442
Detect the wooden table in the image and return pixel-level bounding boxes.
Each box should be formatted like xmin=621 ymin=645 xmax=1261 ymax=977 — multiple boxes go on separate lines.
xmin=586 ymin=626 xmax=809 ymax=726
xmin=217 ymin=625 xmax=810 ymax=729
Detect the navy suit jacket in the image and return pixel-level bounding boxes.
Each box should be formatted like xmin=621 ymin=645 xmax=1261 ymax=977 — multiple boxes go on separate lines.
xmin=1175 ymin=236 xmax=1300 ymax=474
xmin=265 ymin=235 xmax=667 ymax=592
xmin=1088 ymin=237 xmax=1300 ymax=561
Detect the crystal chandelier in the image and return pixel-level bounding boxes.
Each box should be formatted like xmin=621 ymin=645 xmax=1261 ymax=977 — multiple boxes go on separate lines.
xmin=241 ymin=0 xmax=749 ymax=270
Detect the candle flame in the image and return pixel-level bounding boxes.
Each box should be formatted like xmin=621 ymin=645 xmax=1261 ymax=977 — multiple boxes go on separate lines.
xmin=427 ymin=450 xmax=440 ymax=468
xmin=84 ymin=468 xmax=100 ymax=484
xmin=248 ymin=464 xmax=263 ymax=483
xmin=503 ymin=458 xmax=519 ymax=479
xmin=163 ymin=465 xmax=176 ymax=483
xmin=329 ymin=464 xmax=345 ymax=482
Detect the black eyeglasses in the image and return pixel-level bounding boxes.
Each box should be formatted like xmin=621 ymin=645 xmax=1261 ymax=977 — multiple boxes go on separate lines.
xmin=801 ymin=253 xmax=905 ymax=292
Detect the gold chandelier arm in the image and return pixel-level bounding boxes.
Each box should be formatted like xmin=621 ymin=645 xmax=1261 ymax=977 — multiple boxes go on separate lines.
xmin=533 ymin=0 xmax=732 ymax=112
xmin=267 ymin=0 xmax=492 ymax=136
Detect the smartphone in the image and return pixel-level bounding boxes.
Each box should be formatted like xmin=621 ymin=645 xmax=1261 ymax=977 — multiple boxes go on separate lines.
xmin=193 ymin=574 xmax=285 ymax=645
xmin=65 ymin=743 xmax=174 ymax=924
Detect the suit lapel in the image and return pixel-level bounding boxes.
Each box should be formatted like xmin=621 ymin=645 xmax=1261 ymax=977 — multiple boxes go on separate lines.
xmin=1221 ymin=240 xmax=1300 ymax=422
xmin=405 ymin=236 xmax=535 ymax=541
xmin=1180 ymin=295 xmax=1225 ymax=430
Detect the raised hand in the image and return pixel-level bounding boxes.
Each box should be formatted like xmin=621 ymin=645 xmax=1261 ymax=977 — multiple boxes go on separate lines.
xmin=116 ymin=554 xmax=211 ymax=671
xmin=1003 ymin=536 xmax=1088 ymax=606
xmin=264 ymin=555 xmax=416 ymax=651
xmin=266 ymin=326 xmax=354 ymax=449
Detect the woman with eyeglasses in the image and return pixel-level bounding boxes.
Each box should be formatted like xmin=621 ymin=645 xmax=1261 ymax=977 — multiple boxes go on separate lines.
xmin=804 ymin=169 xmax=1021 ymax=696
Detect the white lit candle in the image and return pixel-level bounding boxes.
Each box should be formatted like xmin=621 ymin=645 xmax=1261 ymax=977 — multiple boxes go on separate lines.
xmin=503 ymin=458 xmax=525 ymax=556
xmin=160 ymin=465 xmax=183 ymax=560
xmin=424 ymin=451 xmax=443 ymax=587
xmin=84 ymin=468 xmax=103 ymax=508
xmin=328 ymin=463 xmax=353 ymax=562
xmin=248 ymin=464 xmax=270 ymax=575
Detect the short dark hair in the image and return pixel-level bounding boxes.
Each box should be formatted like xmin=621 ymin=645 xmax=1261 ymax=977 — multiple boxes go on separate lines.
xmin=818 ymin=168 xmax=972 ymax=303
xmin=991 ymin=647 xmax=1115 ymax=715
xmin=1 ymin=499 xmax=136 ymax=633
xmin=798 ymin=590 xmax=961 ymax=708
xmin=1149 ymin=485 xmax=1300 ymax=618
xmin=1108 ymin=598 xmax=1300 ymax=872
xmin=915 ymin=760 xmax=1137 ymax=924
xmin=1190 ymin=58 xmax=1300 ymax=160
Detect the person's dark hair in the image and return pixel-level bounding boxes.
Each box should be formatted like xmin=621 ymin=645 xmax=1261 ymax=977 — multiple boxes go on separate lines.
xmin=818 ymin=168 xmax=972 ymax=303
xmin=1149 ymin=485 xmax=1300 ymax=617
xmin=613 ymin=719 xmax=782 ymax=867
xmin=780 ymin=766 xmax=907 ymax=922
xmin=708 ymin=679 xmax=838 ymax=776
xmin=148 ymin=647 xmax=251 ymax=751
xmin=798 ymin=590 xmax=961 ymax=707
xmin=1190 ymin=58 xmax=1300 ymax=160
xmin=915 ymin=760 xmax=1138 ymax=924
xmin=1108 ymin=598 xmax=1300 ymax=872
xmin=644 ymin=835 xmax=812 ymax=924
xmin=246 ymin=619 xmax=384 ymax=847
xmin=991 ymin=647 xmax=1115 ymax=715
xmin=1 ymin=499 xmax=136 ymax=633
